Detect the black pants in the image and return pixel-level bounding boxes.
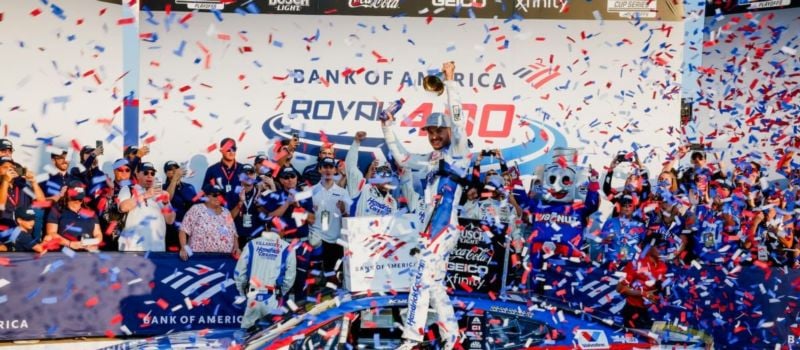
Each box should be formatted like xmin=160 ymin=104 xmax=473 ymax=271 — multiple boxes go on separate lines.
xmin=621 ymin=302 xmax=653 ymax=329
xmin=322 ymin=240 xmax=344 ymax=279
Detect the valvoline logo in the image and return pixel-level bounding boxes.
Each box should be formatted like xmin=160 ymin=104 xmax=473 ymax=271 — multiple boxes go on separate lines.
xmin=261 ymin=99 xmax=568 ymax=175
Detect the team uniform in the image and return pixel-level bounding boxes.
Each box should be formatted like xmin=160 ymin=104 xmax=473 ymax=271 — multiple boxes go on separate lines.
xmin=383 ymin=79 xmax=466 ymax=347
xmin=235 ymin=231 xmax=296 ymax=329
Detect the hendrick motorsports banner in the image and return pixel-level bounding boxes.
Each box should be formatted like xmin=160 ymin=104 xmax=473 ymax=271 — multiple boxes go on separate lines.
xmin=0 ymin=253 xmax=243 ymax=340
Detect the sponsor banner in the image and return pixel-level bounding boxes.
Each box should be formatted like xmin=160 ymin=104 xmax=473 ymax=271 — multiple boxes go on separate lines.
xmin=705 ymin=0 xmax=799 ymax=15
xmin=0 ymin=253 xmax=242 ymax=340
xmin=446 ymin=219 xmax=507 ymax=293
xmin=459 ymin=312 xmax=488 ymax=350
xmin=140 ymin=0 xmax=683 ymax=20
xmin=342 ymin=214 xmax=420 ymax=293
xmin=133 ymin=12 xmax=684 ymax=193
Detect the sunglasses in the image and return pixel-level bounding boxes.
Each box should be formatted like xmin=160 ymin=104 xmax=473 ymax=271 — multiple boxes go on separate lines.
xmin=223 ymin=147 xmax=237 ymax=153
xmin=280 ymin=174 xmax=297 ymax=179
xmin=143 ymin=171 xmax=156 ymax=176
xmin=115 ymin=168 xmax=131 ymax=173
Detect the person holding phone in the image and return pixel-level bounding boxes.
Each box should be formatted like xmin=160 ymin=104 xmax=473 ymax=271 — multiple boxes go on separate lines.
xmin=0 ymin=157 xmax=45 ymax=232
xmin=163 ymin=161 xmax=198 ymax=252
xmin=117 ymin=162 xmax=176 ymax=252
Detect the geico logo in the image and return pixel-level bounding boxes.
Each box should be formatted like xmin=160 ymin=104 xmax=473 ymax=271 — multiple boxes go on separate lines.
xmin=448 ymin=262 xmax=489 ymax=274
xmin=290 ymin=100 xmax=515 ymax=139
xmin=433 ymin=0 xmax=487 ymax=7
xmin=269 ymin=0 xmax=309 ymax=5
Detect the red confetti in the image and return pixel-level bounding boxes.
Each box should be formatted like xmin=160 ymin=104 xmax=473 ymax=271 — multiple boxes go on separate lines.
xmin=30 ymin=8 xmax=42 ymax=16
xmin=110 ymin=314 xmax=123 ymax=325
xmin=117 ymin=17 xmax=135 ymax=25
xmin=85 ymin=296 xmax=100 ymax=308
xmin=156 ymin=298 xmax=169 ymax=310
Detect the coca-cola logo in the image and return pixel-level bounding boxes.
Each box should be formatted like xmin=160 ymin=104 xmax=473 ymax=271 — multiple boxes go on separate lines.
xmin=451 ymin=247 xmax=492 ymax=264
xmin=348 ymin=0 xmax=401 ymax=9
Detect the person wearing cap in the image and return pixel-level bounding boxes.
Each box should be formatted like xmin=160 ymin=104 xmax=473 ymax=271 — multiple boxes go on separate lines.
xmin=11 ymin=207 xmax=43 ymax=253
xmin=163 ymin=161 xmax=198 ymax=251
xmin=202 ymin=137 xmax=244 ymax=210
xmin=345 ymin=131 xmax=412 ymax=217
xmin=692 ymin=180 xmax=742 ymax=265
xmin=71 ymin=145 xmax=109 ymax=205
xmin=116 ymin=162 xmax=176 ymax=252
xmin=310 ymin=157 xmax=352 ymax=286
xmin=616 ymin=237 xmax=667 ymax=329
xmin=0 ymin=139 xmax=13 ymax=159
xmin=44 ymin=180 xmax=102 ymax=252
xmin=231 ymin=164 xmax=268 ymax=249
xmin=262 ymin=165 xmax=315 ymax=301
xmin=124 ymin=145 xmax=149 ymax=174
xmin=179 ymin=183 xmax=240 ymax=261
xmin=600 ymin=194 xmax=645 ymax=264
xmin=0 ymin=157 xmax=45 ymax=231
xmin=302 ymin=146 xmax=335 ymax=186
xmin=474 ymin=174 xmax=522 ymax=235
xmin=383 ymin=61 xmax=465 ymax=350
xmin=97 ymin=158 xmax=135 ymax=251
xmin=253 ymin=154 xmax=277 ymax=194
xmin=643 ymin=190 xmax=698 ymax=266
xmin=272 ymin=139 xmax=305 ymax=184
xmin=748 ymin=187 xmax=796 ymax=267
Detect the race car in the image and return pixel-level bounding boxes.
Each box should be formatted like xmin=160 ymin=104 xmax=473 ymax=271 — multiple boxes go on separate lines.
xmin=104 ymin=292 xmax=711 ymax=350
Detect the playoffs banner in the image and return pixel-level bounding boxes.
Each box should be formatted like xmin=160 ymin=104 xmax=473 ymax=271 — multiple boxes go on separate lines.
xmin=342 ymin=214 xmax=420 ymax=293
xmin=446 ymin=219 xmax=508 ymax=294
xmin=0 ymin=253 xmax=242 ymax=340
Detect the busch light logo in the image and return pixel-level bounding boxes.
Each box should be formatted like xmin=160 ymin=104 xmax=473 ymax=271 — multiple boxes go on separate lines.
xmin=261 ymin=98 xmax=567 ymax=175
xmin=267 ymin=0 xmax=310 ymax=12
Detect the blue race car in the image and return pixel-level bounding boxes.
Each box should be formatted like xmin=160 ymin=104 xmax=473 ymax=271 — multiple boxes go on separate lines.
xmin=104 ymin=292 xmax=711 ymax=349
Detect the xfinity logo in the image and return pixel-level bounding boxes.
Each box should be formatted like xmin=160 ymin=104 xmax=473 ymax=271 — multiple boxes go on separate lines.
xmin=268 ymin=0 xmax=310 ymax=12
xmin=515 ymin=0 xmax=561 ymax=11
xmin=348 ymin=0 xmax=401 ymax=8
xmin=433 ymin=0 xmax=487 ymax=7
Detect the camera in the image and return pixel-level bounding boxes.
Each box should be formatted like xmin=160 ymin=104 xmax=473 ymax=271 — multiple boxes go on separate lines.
xmin=14 ymin=165 xmax=26 ymax=177
xmin=481 ymin=150 xmax=495 ymax=157
xmin=616 ymin=151 xmax=628 ymax=163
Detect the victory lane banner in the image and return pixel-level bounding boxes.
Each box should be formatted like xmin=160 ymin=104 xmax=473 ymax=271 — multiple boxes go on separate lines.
xmin=0 ymin=253 xmax=243 ymax=340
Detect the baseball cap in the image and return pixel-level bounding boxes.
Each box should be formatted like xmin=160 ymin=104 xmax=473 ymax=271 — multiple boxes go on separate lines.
xmin=254 ymin=154 xmax=267 ymax=166
xmin=242 ymin=164 xmax=256 ymax=173
xmin=66 ymin=180 xmax=86 ymax=201
xmin=15 ymin=207 xmax=36 ymax=221
xmin=112 ymin=158 xmax=129 ymax=169
xmin=319 ymin=157 xmax=337 ymax=168
xmin=422 ymin=112 xmax=449 ymax=130
xmin=0 ymin=156 xmax=14 ymax=166
xmin=124 ymin=146 xmax=139 ymax=157
xmin=278 ymin=166 xmax=298 ymax=179
xmin=163 ymin=161 xmax=180 ymax=172
xmin=486 ymin=175 xmax=505 ymax=190
xmin=219 ymin=137 xmax=237 ymax=151
xmin=50 ymin=148 xmax=68 ymax=159
xmin=0 ymin=139 xmax=13 ymax=151
xmin=203 ymin=183 xmax=224 ymax=196
xmin=138 ymin=162 xmax=157 ymax=173
xmin=80 ymin=145 xmax=95 ymax=156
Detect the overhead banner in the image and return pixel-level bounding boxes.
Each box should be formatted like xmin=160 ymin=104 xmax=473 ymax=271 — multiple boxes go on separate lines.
xmin=0 ymin=253 xmax=243 ymax=340
xmin=141 ymin=0 xmax=685 ymax=21
xmin=133 ymin=8 xmax=685 ymax=190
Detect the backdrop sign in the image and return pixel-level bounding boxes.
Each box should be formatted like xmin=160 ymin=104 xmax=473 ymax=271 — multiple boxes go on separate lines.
xmin=342 ymin=214 xmax=420 ymax=293
xmin=446 ymin=218 xmax=507 ymax=294
xmin=0 ymin=253 xmax=243 ymax=340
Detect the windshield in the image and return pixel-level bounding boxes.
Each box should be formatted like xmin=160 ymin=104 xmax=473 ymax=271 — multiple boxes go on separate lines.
xmin=244 ymin=296 xmax=345 ymax=349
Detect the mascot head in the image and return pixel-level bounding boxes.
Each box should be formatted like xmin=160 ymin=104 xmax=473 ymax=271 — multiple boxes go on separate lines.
xmin=541 ymin=147 xmax=579 ymax=203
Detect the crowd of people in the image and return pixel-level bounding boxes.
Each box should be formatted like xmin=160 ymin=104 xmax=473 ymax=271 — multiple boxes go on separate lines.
xmin=0 ymin=68 xmax=797 ymax=344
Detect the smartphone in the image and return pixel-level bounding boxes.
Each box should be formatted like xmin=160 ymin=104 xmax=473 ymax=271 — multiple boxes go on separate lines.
xmin=481 ymin=150 xmax=494 ymax=156
xmin=15 ymin=165 xmax=26 ymax=177
xmin=95 ymin=140 xmax=104 ymax=155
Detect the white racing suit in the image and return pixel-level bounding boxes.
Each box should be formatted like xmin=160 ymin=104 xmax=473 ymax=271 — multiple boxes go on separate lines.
xmin=234 ymin=231 xmax=296 ymax=329
xmin=382 ymin=80 xmax=467 ymax=346
xmin=345 ymin=139 xmax=419 ymax=216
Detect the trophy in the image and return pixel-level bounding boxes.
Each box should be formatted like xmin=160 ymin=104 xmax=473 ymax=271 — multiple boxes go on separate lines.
xmin=422 ymin=74 xmax=445 ymax=95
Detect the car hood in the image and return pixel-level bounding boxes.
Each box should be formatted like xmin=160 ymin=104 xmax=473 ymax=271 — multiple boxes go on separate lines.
xmin=99 ymin=328 xmax=247 ymax=350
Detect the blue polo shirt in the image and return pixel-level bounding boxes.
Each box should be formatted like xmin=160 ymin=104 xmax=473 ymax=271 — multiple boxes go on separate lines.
xmin=202 ymin=161 xmax=243 ymax=209
xmin=39 ymin=172 xmax=70 ymax=197
xmin=262 ymin=188 xmax=314 ymax=240
xmin=46 ymin=205 xmax=98 ymax=242
xmin=162 ymin=180 xmax=197 ymax=222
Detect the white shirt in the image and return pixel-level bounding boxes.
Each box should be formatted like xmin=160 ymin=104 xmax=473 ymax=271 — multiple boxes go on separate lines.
xmin=117 ymin=185 xmax=168 ymax=252
xmin=311 ymin=182 xmax=352 ymax=244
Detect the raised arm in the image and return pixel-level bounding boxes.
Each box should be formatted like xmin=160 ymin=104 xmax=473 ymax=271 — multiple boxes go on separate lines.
xmin=345 ymin=132 xmax=367 ymax=197
xmin=442 ymin=62 xmax=469 ymax=158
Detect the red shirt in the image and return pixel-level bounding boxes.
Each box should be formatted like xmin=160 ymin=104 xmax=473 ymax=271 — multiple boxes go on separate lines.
xmin=623 ymin=256 xmax=667 ymax=308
